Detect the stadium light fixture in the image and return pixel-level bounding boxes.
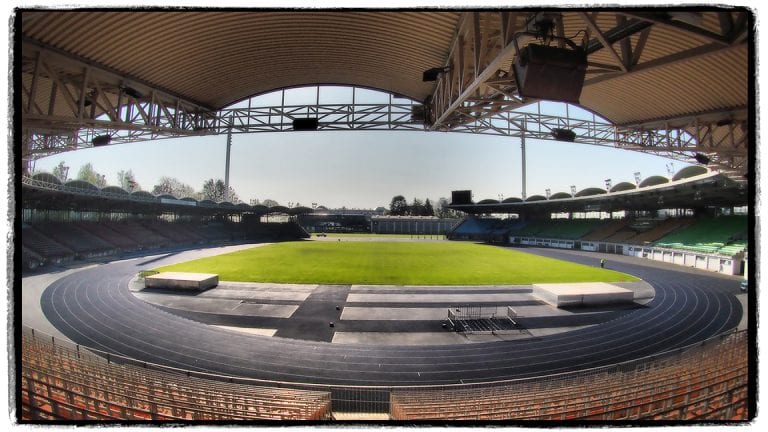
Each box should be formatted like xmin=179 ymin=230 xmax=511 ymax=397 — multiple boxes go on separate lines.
xmin=545 ymin=188 xmax=551 ymax=199
xmin=634 ymin=172 xmax=642 ymax=185
xmin=604 ymin=179 xmax=612 ymax=191
xmin=570 ymin=185 xmax=577 ymax=196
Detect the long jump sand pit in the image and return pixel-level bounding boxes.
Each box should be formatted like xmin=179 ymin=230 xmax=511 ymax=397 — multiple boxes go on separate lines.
xmin=532 ymin=282 xmax=635 ymax=308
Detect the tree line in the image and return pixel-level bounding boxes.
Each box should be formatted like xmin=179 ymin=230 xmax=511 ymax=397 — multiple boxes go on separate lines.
xmin=39 ymin=162 xmax=461 ymax=215
xmin=389 ymin=195 xmax=462 ymax=218
xmin=42 ymin=161 xmax=247 ymax=204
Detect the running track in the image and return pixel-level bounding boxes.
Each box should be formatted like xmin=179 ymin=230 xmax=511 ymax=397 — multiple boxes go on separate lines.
xmin=37 ymin=246 xmax=744 ymax=386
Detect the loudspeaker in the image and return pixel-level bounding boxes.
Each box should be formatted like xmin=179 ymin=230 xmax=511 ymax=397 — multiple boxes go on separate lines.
xmin=293 ymin=118 xmax=319 ymax=131
xmin=451 ymin=190 xmax=473 ymax=205
xmin=694 ymin=153 xmax=711 ymax=165
xmin=551 ymin=128 xmax=576 ymax=142
xmin=92 ymin=135 xmax=111 ymax=146
xmin=513 ymin=44 xmax=587 ymax=104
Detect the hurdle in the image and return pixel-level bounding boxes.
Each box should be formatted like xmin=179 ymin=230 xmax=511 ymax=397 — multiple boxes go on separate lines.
xmin=447 ymin=305 xmax=522 ymax=335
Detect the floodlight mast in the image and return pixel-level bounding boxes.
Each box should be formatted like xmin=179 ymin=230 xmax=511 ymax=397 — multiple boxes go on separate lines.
xmin=225 ymin=128 xmax=232 ymax=202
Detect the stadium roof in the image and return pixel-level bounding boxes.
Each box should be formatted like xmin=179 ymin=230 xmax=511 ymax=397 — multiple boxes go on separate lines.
xmin=20 ymin=9 xmax=749 ymax=125
xmin=450 ymin=170 xmax=747 ymax=215
xmin=19 ymin=8 xmax=752 ymax=177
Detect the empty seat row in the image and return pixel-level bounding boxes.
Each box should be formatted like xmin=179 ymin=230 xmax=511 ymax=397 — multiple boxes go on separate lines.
xmin=21 ymin=330 xmax=332 ymax=421
xmin=390 ymin=331 xmax=748 ymax=421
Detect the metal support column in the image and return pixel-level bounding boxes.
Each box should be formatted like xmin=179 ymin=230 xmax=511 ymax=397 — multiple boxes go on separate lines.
xmin=521 ymin=134 xmax=527 ymax=200
xmin=224 ymin=128 xmax=232 ymax=202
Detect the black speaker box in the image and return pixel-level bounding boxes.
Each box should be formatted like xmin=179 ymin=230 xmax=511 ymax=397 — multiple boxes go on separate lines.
xmin=92 ymin=135 xmax=111 ymax=147
xmin=513 ymin=44 xmax=587 ymax=104
xmin=293 ymin=118 xmax=319 ymax=131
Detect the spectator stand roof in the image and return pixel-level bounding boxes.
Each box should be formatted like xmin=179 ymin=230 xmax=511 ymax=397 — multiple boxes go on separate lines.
xmin=19 ymin=8 xmax=752 ymax=178
xmin=450 ymin=168 xmax=746 ymax=215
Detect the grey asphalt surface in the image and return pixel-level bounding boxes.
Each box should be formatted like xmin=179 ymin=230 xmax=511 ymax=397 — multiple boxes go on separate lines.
xmin=27 ymin=243 xmax=746 ymax=386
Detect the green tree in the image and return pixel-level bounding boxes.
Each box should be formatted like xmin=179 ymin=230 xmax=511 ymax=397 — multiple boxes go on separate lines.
xmin=117 ymin=169 xmax=140 ymax=191
xmin=424 ymin=198 xmax=435 ymax=217
xmin=201 ymin=178 xmax=240 ymax=203
xmin=389 ymin=195 xmax=408 ymax=216
xmin=76 ymin=163 xmax=107 ymax=187
xmin=410 ymin=198 xmax=425 ymax=216
xmin=435 ymin=197 xmax=463 ymax=219
xmin=152 ymin=176 xmax=195 ymax=198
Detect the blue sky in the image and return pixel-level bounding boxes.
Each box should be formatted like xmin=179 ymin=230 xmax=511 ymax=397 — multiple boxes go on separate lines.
xmin=32 ymin=87 xmax=691 ymax=209
xmin=34 ymin=128 xmax=688 ymax=210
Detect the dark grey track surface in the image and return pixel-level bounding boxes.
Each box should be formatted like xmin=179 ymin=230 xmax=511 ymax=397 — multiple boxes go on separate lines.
xmin=38 ymin=246 xmax=744 ymax=386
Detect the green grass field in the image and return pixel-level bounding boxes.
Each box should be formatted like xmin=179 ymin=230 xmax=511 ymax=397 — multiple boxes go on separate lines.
xmin=312 ymin=233 xmax=425 ymax=238
xmin=154 ymin=241 xmax=638 ymax=285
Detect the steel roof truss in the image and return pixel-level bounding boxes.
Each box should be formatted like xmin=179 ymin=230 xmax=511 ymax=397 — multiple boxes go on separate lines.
xmin=429 ymin=12 xmax=526 ymax=130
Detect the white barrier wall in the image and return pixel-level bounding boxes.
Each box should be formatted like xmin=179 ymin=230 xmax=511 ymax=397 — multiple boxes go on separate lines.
xmin=510 ymin=235 xmax=744 ymax=276
xmin=622 ymin=245 xmax=742 ymax=276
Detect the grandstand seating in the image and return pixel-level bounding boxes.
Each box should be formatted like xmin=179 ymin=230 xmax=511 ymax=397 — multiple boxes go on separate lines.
xmin=21 ymin=329 xmax=332 ymax=421
xmin=389 ymin=331 xmax=748 ymax=421
xmin=113 ymin=220 xmax=173 ymax=248
xmin=75 ymin=221 xmax=141 ymax=250
xmin=141 ymin=221 xmax=207 ymax=244
xmin=626 ymin=218 xmax=694 ymax=245
xmin=655 ymin=216 xmax=748 ymax=256
xmin=20 ymin=220 xmax=309 ymax=270
xmin=602 ymin=227 xmax=640 ymax=243
xmin=593 ymin=218 xmax=695 ymax=245
xmin=33 ymin=222 xmax=115 ymax=255
xmin=581 ymin=219 xmax=631 ymax=241
xmin=510 ymin=219 xmax=604 ymax=240
xmin=21 ymin=245 xmax=45 ymax=269
xmin=21 ymin=327 xmax=747 ymax=422
xmin=448 ymin=216 xmax=747 ymax=259
xmin=448 ymin=218 xmax=519 ymax=240
xmin=21 ymin=227 xmax=75 ymax=261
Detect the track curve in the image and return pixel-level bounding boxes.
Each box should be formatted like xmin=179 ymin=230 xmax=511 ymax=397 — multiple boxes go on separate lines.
xmin=38 ymin=246 xmax=744 ymax=386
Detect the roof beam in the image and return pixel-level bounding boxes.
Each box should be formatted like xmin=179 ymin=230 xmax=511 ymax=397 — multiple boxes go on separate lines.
xmin=584 ymin=40 xmax=745 ymax=87
xmin=617 ymin=107 xmax=748 ymax=129
xmin=579 ymin=12 xmax=628 ymax=72
xmin=618 ymin=11 xmax=732 ymax=46
xmin=21 ymin=40 xmax=219 ymax=154
xmin=428 ymin=11 xmax=525 ymax=130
